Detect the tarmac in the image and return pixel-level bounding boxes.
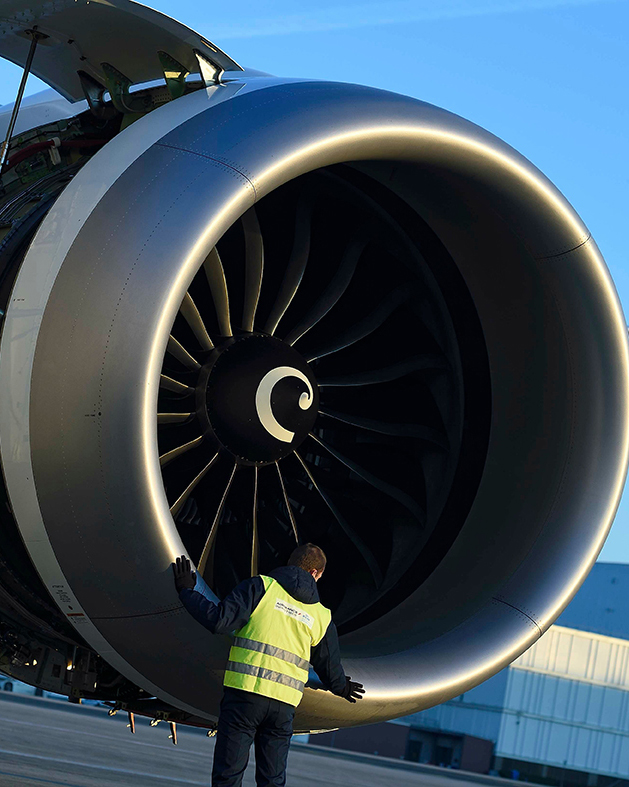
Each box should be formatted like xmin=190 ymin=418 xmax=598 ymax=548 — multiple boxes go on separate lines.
xmin=0 ymin=692 xmax=518 ymax=787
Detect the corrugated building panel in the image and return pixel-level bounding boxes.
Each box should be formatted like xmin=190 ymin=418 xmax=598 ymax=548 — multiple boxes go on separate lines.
xmin=404 ymin=701 xmax=503 ymax=743
xmin=513 ymin=626 xmax=629 ymax=692
xmin=496 ymin=668 xmax=629 ymax=777
xmin=403 ymin=670 xmax=508 ymax=739
xmin=464 ymin=671 xmax=510 ymax=708
xmin=505 ymin=664 xmax=629 ymax=731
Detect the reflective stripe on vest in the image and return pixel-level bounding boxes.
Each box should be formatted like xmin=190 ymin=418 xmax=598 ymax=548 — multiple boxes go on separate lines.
xmin=225 ymin=661 xmax=305 ymax=693
xmin=223 ymin=575 xmax=332 ymax=707
xmin=232 ymin=637 xmax=311 ymax=671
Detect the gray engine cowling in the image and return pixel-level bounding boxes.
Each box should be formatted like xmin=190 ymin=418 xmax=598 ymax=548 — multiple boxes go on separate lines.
xmin=0 ymin=76 xmax=626 ymax=732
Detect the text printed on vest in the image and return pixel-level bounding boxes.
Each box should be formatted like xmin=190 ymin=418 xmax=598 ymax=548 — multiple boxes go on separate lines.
xmin=274 ymin=598 xmax=314 ymax=629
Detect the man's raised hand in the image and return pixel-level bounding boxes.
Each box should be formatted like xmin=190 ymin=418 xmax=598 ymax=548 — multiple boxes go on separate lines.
xmin=342 ymin=676 xmax=365 ymax=703
xmin=173 ymin=555 xmax=196 ymax=592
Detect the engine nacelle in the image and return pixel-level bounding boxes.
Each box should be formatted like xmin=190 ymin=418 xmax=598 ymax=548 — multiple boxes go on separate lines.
xmin=0 ymin=75 xmax=626 ymax=732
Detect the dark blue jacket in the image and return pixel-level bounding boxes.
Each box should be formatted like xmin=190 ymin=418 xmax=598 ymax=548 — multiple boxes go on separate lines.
xmin=179 ymin=565 xmax=347 ymax=696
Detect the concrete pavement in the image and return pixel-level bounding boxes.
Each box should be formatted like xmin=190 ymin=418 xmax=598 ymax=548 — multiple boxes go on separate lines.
xmin=0 ymin=693 xmax=502 ymax=787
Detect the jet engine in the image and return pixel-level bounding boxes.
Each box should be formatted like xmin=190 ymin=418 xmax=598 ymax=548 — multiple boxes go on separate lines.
xmin=0 ymin=0 xmax=626 ymax=733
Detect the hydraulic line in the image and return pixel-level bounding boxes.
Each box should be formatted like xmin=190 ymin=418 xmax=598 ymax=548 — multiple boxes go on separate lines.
xmin=4 ymin=138 xmax=108 ymax=173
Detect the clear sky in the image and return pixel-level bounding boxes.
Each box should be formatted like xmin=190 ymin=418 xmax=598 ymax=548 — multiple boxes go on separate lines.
xmin=0 ymin=0 xmax=627 ymax=559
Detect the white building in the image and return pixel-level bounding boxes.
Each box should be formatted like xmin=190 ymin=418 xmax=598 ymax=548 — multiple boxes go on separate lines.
xmin=402 ymin=563 xmax=629 ymax=785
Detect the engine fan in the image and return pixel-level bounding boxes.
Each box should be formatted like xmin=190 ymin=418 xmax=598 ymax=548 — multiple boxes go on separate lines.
xmin=158 ymin=165 xmax=488 ymax=633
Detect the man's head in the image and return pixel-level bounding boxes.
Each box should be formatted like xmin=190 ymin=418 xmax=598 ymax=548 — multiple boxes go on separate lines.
xmin=287 ymin=543 xmax=327 ymax=582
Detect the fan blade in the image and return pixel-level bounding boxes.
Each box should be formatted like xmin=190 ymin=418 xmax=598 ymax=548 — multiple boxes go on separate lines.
xmin=198 ymin=463 xmax=238 ymax=576
xmin=251 ymin=467 xmax=259 ymax=576
xmin=264 ymin=200 xmax=312 ymax=335
xmin=308 ymin=432 xmax=425 ymax=525
xmin=204 ymin=247 xmax=232 ymax=337
xmin=160 ymin=374 xmax=194 ymax=396
xmin=180 ymin=292 xmax=214 ymax=351
xmin=167 ymin=336 xmax=201 ymax=371
xmin=305 ymin=287 xmax=407 ymax=362
xmin=318 ymin=354 xmax=447 ymax=387
xmin=318 ymin=407 xmax=448 ymax=449
xmin=283 ymin=239 xmax=365 ymax=346
xmin=276 ymin=461 xmax=299 ymax=543
xmin=159 ymin=435 xmax=204 ymax=467
xmin=170 ymin=453 xmax=219 ymax=518
xmin=293 ymin=452 xmax=383 ymax=588
xmin=241 ymin=207 xmax=264 ymax=333
xmin=157 ymin=413 xmax=193 ymax=425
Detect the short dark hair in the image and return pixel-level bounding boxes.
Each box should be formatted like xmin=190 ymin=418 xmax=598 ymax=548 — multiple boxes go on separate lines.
xmin=287 ymin=543 xmax=327 ymax=573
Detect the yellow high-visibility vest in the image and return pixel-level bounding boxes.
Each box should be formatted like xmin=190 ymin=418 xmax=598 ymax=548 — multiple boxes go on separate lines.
xmin=223 ymin=575 xmax=332 ymax=706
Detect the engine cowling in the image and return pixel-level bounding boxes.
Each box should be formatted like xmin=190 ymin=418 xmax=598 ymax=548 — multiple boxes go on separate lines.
xmin=0 ymin=76 xmax=627 ymax=732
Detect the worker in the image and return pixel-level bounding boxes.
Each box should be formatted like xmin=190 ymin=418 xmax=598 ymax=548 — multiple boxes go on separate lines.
xmin=173 ymin=543 xmax=364 ymax=787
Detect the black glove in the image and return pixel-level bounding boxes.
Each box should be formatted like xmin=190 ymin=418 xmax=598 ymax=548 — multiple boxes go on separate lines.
xmin=341 ymin=676 xmax=365 ymax=703
xmin=173 ymin=555 xmax=196 ymax=593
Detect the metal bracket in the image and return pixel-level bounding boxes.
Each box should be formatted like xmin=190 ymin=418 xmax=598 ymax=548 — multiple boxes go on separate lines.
xmin=158 ymin=51 xmax=189 ymax=100
xmin=78 ymin=71 xmax=119 ymax=120
xmin=194 ymin=49 xmax=224 ymax=86
xmin=100 ymin=63 xmax=153 ymax=115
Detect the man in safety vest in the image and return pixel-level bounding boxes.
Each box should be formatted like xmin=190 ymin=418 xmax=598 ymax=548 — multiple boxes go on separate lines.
xmin=173 ymin=544 xmax=364 ymax=787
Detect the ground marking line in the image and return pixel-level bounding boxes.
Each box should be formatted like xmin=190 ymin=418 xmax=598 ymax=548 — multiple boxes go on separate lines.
xmin=0 ymin=767 xmax=78 ymax=787
xmin=0 ymin=716 xmax=208 ymax=756
xmin=0 ymin=748 xmax=208 ymax=784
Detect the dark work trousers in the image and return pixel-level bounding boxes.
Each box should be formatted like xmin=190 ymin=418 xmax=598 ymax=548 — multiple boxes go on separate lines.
xmin=212 ymin=687 xmax=296 ymax=787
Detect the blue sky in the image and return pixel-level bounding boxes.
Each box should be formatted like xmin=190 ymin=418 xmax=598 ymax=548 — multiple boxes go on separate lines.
xmin=0 ymin=0 xmax=627 ymax=560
